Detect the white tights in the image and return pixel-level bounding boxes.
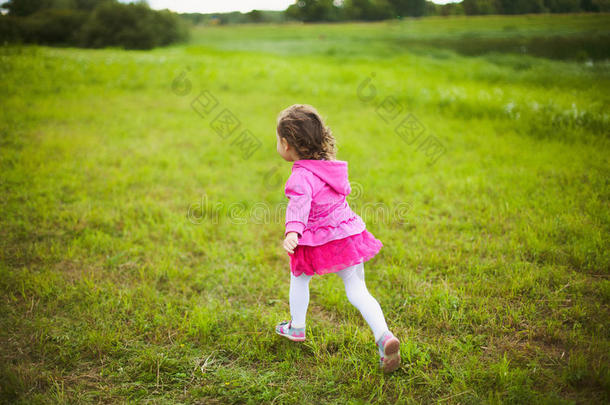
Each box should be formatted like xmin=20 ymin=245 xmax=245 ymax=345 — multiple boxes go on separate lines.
xmin=289 ymin=262 xmax=389 ymax=342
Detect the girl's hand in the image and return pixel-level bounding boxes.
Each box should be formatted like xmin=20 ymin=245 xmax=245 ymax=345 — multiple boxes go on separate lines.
xmin=283 ymin=232 xmax=299 ymax=254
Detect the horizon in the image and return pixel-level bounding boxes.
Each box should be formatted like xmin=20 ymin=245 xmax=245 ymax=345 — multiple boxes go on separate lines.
xmin=145 ymin=0 xmax=460 ymax=14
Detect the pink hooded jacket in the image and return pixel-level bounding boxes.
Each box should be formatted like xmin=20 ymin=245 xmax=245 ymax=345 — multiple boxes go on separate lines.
xmin=284 ymin=159 xmax=366 ymax=247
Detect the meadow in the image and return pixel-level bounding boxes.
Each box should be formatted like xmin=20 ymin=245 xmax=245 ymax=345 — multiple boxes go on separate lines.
xmin=1 ymin=13 xmax=609 ymax=404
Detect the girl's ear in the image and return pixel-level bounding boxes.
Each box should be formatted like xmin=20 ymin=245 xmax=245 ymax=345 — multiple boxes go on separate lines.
xmin=280 ymin=136 xmax=290 ymax=151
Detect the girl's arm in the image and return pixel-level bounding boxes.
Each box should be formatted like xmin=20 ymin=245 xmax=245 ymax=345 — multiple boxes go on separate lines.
xmin=284 ymin=171 xmax=314 ymax=239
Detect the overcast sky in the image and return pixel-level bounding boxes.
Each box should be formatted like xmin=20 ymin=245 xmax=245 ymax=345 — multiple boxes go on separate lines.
xmin=147 ymin=0 xmax=459 ymax=14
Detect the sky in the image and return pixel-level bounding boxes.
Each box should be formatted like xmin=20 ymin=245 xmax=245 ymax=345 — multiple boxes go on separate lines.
xmin=146 ymin=0 xmax=459 ymax=14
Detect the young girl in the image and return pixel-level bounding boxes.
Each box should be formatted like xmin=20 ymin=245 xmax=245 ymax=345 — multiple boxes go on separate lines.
xmin=274 ymin=104 xmax=401 ymax=373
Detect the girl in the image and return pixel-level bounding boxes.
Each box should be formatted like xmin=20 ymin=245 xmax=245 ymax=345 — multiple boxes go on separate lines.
xmin=274 ymin=104 xmax=401 ymax=373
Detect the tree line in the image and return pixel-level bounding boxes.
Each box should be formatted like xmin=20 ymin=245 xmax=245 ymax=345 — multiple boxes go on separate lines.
xmin=0 ymin=0 xmax=189 ymax=49
xmin=182 ymin=0 xmax=609 ymax=25
xmin=284 ymin=0 xmax=608 ymax=21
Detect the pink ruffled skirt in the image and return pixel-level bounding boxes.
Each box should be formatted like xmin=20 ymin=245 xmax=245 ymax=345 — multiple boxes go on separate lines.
xmin=289 ymin=229 xmax=383 ymax=277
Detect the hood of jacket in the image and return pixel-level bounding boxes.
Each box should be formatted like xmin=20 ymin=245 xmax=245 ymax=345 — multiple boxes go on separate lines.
xmin=292 ymin=159 xmax=351 ymax=196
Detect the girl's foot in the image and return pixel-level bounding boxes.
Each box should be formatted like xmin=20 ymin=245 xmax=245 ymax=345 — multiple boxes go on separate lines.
xmin=376 ymin=331 xmax=400 ymax=373
xmin=275 ymin=320 xmax=306 ymax=342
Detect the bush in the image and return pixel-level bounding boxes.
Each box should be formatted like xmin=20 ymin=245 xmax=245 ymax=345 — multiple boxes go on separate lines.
xmin=80 ymin=2 xmax=189 ymax=49
xmin=0 ymin=16 xmax=24 ymax=43
xmin=0 ymin=0 xmax=188 ymax=49
xmin=22 ymin=9 xmax=89 ymax=45
xmin=152 ymin=9 xmax=190 ymax=46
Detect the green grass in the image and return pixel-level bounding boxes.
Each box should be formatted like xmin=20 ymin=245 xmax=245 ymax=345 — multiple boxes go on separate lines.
xmin=1 ymin=13 xmax=609 ymax=404
xmin=187 ymin=13 xmax=610 ymax=60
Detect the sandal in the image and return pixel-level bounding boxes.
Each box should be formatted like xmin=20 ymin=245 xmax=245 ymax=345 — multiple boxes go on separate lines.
xmin=275 ymin=320 xmax=306 ymax=342
xmin=377 ymin=331 xmax=401 ymax=373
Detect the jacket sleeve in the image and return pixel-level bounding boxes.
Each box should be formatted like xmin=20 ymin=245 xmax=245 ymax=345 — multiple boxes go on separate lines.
xmin=284 ymin=170 xmax=314 ymax=238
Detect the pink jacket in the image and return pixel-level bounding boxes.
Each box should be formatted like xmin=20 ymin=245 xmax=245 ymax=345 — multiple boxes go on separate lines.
xmin=284 ymin=159 xmax=366 ymax=246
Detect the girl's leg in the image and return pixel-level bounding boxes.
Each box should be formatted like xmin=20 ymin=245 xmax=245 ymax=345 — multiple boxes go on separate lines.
xmin=335 ymin=262 xmax=389 ymax=342
xmin=289 ymin=272 xmax=313 ymax=329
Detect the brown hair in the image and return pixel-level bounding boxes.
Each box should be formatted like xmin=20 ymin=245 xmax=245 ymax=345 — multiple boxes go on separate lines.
xmin=276 ymin=104 xmax=337 ymax=160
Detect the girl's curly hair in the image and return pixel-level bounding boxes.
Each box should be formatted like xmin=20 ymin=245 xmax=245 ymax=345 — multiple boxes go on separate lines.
xmin=276 ymin=104 xmax=337 ymax=160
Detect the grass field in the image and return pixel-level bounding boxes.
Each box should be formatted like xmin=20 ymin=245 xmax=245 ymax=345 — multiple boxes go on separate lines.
xmin=1 ymin=13 xmax=609 ymax=404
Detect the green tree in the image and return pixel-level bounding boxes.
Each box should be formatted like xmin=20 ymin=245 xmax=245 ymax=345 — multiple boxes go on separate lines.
xmin=344 ymin=0 xmax=393 ymax=20
xmin=423 ymin=0 xmax=438 ymax=15
xmin=591 ymin=0 xmax=610 ymax=11
xmin=496 ymin=0 xmax=545 ymax=13
xmin=463 ymin=0 xmax=499 ymax=14
xmin=0 ymin=0 xmax=110 ymax=15
xmin=79 ymin=1 xmax=187 ymax=49
xmin=74 ymin=0 xmax=111 ymax=11
xmin=438 ymin=2 xmax=464 ymax=15
xmin=388 ymin=0 xmax=426 ymax=17
xmin=543 ymin=0 xmax=582 ymax=12
xmin=247 ymin=9 xmax=263 ymax=22
xmin=1 ymin=0 xmax=51 ymax=16
xmin=285 ymin=0 xmax=343 ymax=22
xmin=21 ymin=8 xmax=88 ymax=43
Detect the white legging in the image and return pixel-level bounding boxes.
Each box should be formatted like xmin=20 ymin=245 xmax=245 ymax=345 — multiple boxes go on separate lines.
xmin=289 ymin=262 xmax=389 ymax=342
